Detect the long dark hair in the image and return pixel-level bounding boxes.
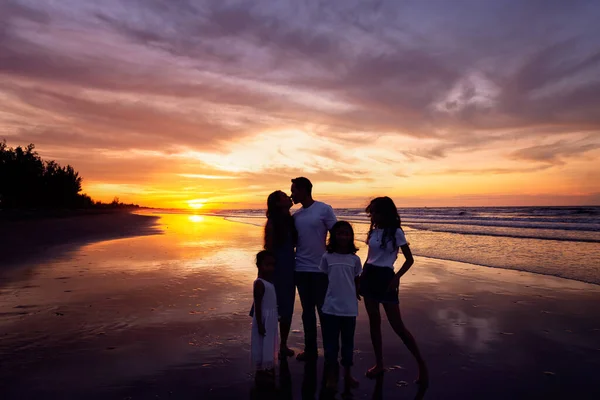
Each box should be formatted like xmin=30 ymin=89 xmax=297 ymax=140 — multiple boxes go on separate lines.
xmin=265 ymin=190 xmax=297 ymax=249
xmin=366 ymin=196 xmax=402 ymax=251
xmin=327 ymin=221 xmax=359 ymax=254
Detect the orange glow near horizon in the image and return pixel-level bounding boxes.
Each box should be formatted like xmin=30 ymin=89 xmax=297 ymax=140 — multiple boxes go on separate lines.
xmin=72 ymin=128 xmax=599 ymax=209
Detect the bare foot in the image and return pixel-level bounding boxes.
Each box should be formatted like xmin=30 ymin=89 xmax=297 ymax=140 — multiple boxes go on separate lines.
xmin=296 ymin=350 xmax=318 ymax=362
xmin=279 ymin=346 xmax=295 ymax=359
xmin=365 ymin=365 xmax=385 ymax=379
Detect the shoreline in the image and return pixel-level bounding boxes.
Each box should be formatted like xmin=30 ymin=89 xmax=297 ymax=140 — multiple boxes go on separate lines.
xmin=0 ymin=207 xmax=150 ymax=221
xmin=0 ymin=210 xmax=161 ymax=269
xmin=217 ymin=214 xmax=600 ymax=287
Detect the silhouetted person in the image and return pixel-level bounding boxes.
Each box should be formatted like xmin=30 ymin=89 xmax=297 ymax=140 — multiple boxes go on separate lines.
xmin=264 ymin=190 xmax=297 ymax=358
xmin=360 ymin=197 xmax=429 ymax=386
xmin=290 ymin=177 xmax=337 ymax=362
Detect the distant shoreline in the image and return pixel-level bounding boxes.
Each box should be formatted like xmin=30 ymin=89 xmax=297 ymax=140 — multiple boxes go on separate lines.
xmin=0 ymin=211 xmax=160 ymax=268
xmin=0 ymin=207 xmax=150 ymax=222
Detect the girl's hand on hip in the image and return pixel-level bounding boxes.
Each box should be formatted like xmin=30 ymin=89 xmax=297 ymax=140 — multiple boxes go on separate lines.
xmin=387 ymin=274 xmax=400 ymax=293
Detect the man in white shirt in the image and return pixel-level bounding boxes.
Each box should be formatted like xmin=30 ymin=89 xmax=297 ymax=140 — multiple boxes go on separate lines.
xmin=290 ymin=177 xmax=337 ymax=361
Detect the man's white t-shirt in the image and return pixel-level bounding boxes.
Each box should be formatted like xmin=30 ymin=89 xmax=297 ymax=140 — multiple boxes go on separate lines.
xmin=365 ymin=228 xmax=408 ymax=268
xmin=293 ymin=201 xmax=337 ymax=273
xmin=319 ymin=252 xmax=363 ymax=317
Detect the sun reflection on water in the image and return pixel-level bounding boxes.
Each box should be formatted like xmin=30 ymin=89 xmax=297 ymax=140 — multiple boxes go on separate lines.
xmin=188 ymin=215 xmax=205 ymax=223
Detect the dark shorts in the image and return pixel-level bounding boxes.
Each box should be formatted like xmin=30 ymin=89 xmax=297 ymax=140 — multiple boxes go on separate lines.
xmin=359 ymin=263 xmax=399 ymax=304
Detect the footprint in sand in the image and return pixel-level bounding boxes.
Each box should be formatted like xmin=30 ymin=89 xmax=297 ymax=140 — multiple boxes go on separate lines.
xmin=388 ymin=365 xmax=405 ymax=371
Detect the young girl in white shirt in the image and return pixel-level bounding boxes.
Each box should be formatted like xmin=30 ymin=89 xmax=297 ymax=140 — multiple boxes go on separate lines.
xmin=319 ymin=221 xmax=362 ymax=390
xmin=359 ymin=197 xmax=429 ymax=387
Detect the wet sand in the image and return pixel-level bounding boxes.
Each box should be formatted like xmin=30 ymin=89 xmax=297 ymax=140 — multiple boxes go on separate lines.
xmin=0 ymin=210 xmax=160 ymax=267
xmin=1 ymin=214 xmax=599 ymax=399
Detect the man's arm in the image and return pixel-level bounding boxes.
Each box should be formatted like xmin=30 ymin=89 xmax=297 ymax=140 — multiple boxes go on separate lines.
xmin=323 ymin=204 xmax=337 ymax=231
xmin=319 ymin=254 xmax=329 ymax=274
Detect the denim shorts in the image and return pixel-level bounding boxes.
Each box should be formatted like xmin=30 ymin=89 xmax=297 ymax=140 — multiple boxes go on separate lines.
xmin=359 ymin=263 xmax=399 ymax=304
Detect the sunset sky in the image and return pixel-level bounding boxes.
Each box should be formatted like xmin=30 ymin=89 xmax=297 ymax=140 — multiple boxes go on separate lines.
xmin=1 ymin=0 xmax=599 ymax=209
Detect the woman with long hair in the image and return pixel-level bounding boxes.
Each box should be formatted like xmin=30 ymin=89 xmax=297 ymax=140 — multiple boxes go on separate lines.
xmin=359 ymin=196 xmax=428 ymax=386
xmin=264 ymin=190 xmax=297 ymax=358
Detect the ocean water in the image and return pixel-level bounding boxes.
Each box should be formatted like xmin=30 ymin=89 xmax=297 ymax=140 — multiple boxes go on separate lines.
xmin=202 ymin=206 xmax=600 ymax=285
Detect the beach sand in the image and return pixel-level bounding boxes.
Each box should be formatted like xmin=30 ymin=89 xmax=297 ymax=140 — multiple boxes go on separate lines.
xmin=0 ymin=214 xmax=599 ymax=399
xmin=0 ymin=210 xmax=160 ymax=267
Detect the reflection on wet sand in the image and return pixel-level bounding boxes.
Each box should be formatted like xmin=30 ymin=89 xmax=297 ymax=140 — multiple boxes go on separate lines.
xmin=1 ymin=213 xmax=599 ymax=399
xmin=250 ymin=361 xmax=428 ymax=400
xmin=436 ymin=308 xmax=498 ymax=352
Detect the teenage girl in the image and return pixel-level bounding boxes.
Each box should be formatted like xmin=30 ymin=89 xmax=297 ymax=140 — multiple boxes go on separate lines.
xmin=359 ymin=197 xmax=428 ymax=386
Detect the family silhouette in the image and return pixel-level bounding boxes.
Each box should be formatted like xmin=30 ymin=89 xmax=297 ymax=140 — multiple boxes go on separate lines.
xmin=251 ymin=177 xmax=429 ymax=398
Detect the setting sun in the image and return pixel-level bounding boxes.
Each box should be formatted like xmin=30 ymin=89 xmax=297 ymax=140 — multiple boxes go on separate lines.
xmin=188 ymin=200 xmax=205 ymax=210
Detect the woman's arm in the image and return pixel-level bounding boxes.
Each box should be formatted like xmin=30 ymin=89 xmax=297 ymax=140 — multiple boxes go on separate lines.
xmin=396 ymin=244 xmax=414 ymax=278
xmin=253 ymin=280 xmax=266 ymax=336
xmin=388 ymin=244 xmax=414 ymax=291
xmin=264 ymin=220 xmax=274 ymax=251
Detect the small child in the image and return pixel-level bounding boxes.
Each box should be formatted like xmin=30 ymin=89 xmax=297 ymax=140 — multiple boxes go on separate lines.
xmin=319 ymin=221 xmax=362 ymax=390
xmin=251 ymin=250 xmax=279 ymax=378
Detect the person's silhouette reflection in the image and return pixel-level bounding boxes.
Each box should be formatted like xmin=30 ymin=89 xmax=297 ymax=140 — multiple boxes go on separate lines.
xmin=279 ymin=358 xmax=293 ymax=400
xmin=301 ymin=359 xmax=318 ymax=400
xmin=414 ymin=381 xmax=428 ymax=400
xmin=368 ymin=374 xmax=427 ymax=400
xmin=249 ymin=359 xmax=295 ymax=400
xmin=371 ymin=375 xmax=384 ymax=400
xmin=249 ymin=374 xmax=277 ymax=400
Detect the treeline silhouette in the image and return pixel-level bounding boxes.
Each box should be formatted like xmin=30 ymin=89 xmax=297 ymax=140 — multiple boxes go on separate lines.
xmin=0 ymin=141 xmax=139 ymax=210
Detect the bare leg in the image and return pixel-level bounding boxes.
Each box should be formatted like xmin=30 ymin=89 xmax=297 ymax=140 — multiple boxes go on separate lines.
xmin=364 ymin=298 xmax=385 ymax=378
xmin=279 ymin=317 xmax=294 ymax=356
xmin=382 ymin=303 xmax=429 ymax=386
